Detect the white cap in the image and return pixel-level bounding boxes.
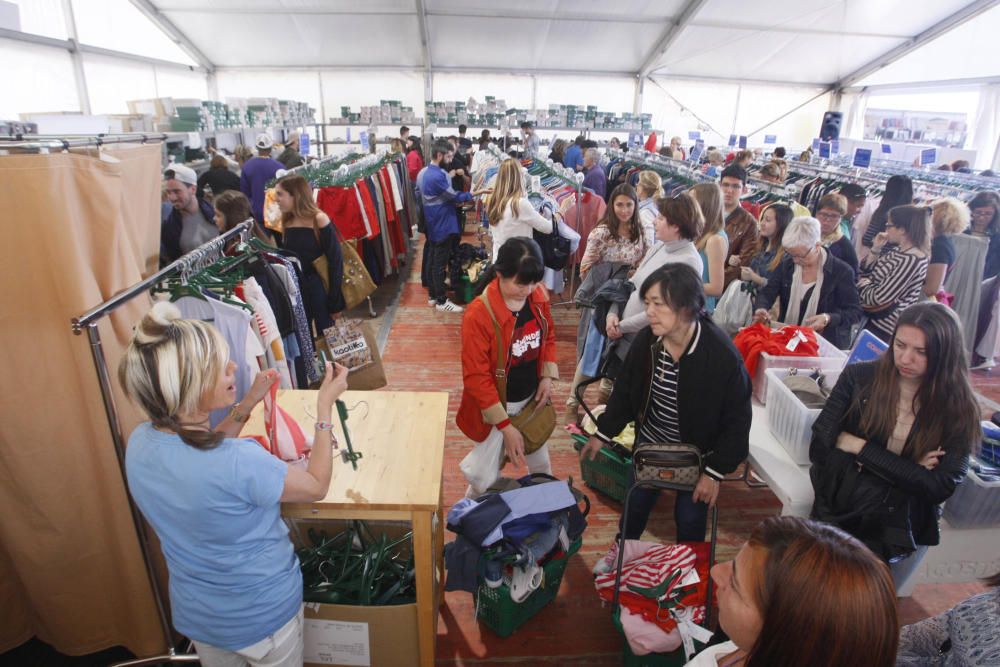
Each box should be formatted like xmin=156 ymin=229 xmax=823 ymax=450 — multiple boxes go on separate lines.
xmin=255 ymin=133 xmax=273 ymax=150
xmin=164 ymin=163 xmax=197 ymax=186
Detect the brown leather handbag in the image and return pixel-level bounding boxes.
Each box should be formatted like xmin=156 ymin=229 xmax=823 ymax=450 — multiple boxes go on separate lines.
xmin=313 ymin=225 xmax=376 ymax=310
xmin=479 ymin=294 xmax=556 ymax=453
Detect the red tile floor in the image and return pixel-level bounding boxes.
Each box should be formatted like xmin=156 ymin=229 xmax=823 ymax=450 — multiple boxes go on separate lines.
xmin=380 ymin=236 xmax=992 ymax=665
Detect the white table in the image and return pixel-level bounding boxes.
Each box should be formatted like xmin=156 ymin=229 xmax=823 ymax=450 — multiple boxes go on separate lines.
xmin=746 ymin=402 xmax=1000 ymax=596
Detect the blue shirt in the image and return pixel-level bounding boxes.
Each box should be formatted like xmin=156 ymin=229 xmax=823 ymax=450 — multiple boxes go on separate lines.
xmin=564 ymin=144 xmax=583 ymax=171
xmin=583 ymin=164 xmax=607 ymax=198
xmin=240 ymin=156 xmax=283 ymax=222
xmin=125 ymin=423 xmax=300 ymax=650
xmin=415 ymin=163 xmax=472 ymax=242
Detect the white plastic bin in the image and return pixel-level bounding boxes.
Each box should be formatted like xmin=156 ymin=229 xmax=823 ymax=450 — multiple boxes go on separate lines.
xmin=754 ymin=332 xmax=847 ymax=404
xmin=765 ymin=368 xmax=842 ymax=465
xmin=942 ymin=469 xmax=1000 ymax=528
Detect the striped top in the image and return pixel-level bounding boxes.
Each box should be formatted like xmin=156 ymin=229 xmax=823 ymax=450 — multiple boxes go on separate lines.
xmin=636 ymin=324 xmax=702 ymax=445
xmin=858 ymin=246 xmax=929 ymax=339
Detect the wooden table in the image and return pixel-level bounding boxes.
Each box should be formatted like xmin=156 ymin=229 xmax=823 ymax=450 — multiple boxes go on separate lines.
xmin=244 ymin=389 xmax=449 ymax=667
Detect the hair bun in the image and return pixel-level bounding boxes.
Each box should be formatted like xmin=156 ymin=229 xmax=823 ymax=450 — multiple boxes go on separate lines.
xmin=135 ymin=301 xmax=182 ymax=343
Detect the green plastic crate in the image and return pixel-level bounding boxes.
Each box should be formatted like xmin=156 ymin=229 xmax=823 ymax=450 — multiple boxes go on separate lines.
xmin=572 ymin=438 xmax=630 ymax=503
xmin=476 ymin=538 xmax=581 ymax=638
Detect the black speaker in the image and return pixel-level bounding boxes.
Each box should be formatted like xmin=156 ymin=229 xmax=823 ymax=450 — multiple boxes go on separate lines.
xmin=820 ymin=111 xmax=843 ymax=141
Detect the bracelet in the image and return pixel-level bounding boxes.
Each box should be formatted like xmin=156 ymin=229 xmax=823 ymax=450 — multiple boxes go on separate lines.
xmin=315 ymin=421 xmax=335 ymax=431
xmin=229 ymin=404 xmax=249 ymax=423
xmin=497 ymin=418 xmax=511 ymax=430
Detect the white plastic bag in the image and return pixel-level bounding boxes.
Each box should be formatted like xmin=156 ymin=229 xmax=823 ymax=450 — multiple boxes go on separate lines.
xmin=459 ymin=428 xmax=504 ymax=495
xmin=713 ymin=280 xmax=754 ymax=336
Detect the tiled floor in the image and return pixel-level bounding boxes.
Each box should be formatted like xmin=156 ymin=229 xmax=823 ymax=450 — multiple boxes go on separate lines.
xmin=376 ymin=236 xmax=990 ymax=665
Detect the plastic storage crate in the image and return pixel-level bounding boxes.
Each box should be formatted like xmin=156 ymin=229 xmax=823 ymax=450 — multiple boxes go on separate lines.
xmin=476 ymin=538 xmax=582 ymax=637
xmin=765 ymin=368 xmax=842 ymax=464
xmin=753 ymin=332 xmax=847 ymax=404
xmin=942 ymin=469 xmax=1000 ymax=528
xmin=572 ymin=437 xmax=630 ymax=503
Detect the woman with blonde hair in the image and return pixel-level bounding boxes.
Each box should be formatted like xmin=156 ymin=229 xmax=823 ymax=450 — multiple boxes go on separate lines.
xmin=485 ymin=158 xmax=553 ymax=261
xmin=276 ymin=174 xmax=345 ymax=333
xmin=119 ymin=301 xmax=347 ymax=667
xmin=923 ymin=197 xmax=970 ymax=300
xmin=690 ymin=182 xmax=730 ymax=312
xmin=636 ymin=170 xmax=664 ymax=247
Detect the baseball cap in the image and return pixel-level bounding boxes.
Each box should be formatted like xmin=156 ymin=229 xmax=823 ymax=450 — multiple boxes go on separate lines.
xmin=164 ymin=163 xmax=197 ymax=186
xmin=255 ymin=133 xmax=273 ymax=150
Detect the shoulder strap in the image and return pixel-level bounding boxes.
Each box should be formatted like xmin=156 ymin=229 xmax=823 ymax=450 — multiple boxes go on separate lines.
xmin=478 ymin=292 xmax=508 ymax=405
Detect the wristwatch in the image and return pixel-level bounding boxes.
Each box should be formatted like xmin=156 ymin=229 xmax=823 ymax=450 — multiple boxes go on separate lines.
xmin=229 ymin=403 xmax=249 ymax=423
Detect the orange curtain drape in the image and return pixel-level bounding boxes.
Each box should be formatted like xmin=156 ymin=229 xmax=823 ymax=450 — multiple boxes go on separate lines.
xmin=0 ymin=143 xmax=167 ymax=656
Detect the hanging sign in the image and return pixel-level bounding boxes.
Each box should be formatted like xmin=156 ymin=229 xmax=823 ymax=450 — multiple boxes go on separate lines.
xmin=830 ymin=139 xmax=840 ymax=155
xmin=764 ymin=135 xmax=777 ymax=145
xmin=728 ymin=134 xmax=737 ymax=147
xmin=881 ymin=143 xmax=892 ymax=154
xmin=688 ymin=131 xmax=701 ymax=140
xmin=738 ymin=136 xmax=748 ymax=149
xmin=628 ymin=130 xmax=643 ymax=148
xmin=300 ymin=133 xmax=310 ymax=156
xmin=853 ymin=148 xmax=872 ymax=168
xmin=690 ymin=142 xmax=704 ymax=163
xmin=812 ymin=138 xmax=821 ymax=152
xmin=819 ymin=142 xmax=831 ymax=159
xmin=920 ymin=148 xmax=937 ymax=166
xmin=346 ymin=128 xmax=351 ymax=143
xmin=359 ymin=131 xmax=369 ymax=152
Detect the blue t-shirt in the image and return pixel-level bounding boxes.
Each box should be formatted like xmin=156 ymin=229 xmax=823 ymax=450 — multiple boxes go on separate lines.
xmin=240 ymin=156 xmax=283 ymax=222
xmin=125 ymin=423 xmax=300 ymax=650
xmin=564 ymin=144 xmax=583 ymax=171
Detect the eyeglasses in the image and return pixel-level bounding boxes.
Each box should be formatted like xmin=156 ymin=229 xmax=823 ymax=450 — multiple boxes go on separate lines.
xmin=786 ymin=248 xmax=813 ymax=260
xmin=816 ymin=211 xmax=841 ymax=222
xmin=972 ymin=209 xmax=995 ymax=218
xmin=885 ymin=222 xmax=896 ymax=228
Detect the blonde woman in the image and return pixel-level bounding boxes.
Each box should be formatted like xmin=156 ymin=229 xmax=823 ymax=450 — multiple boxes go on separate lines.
xmin=636 ymin=170 xmax=664 ymax=248
xmin=690 ymin=182 xmax=730 ymax=312
xmin=485 ymin=159 xmax=553 ymax=261
xmin=924 ymin=197 xmax=970 ymax=300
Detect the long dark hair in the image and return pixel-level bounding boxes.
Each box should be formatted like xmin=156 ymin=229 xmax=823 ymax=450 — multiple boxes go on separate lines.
xmin=968 ymin=191 xmax=1000 ymax=235
xmin=760 ymin=204 xmax=793 ymax=271
xmin=854 ymin=302 xmax=980 ymax=462
xmin=870 ymin=175 xmax=913 ymax=235
xmin=597 ymin=183 xmax=641 ymax=243
xmin=474 ymin=237 xmax=545 ymax=295
xmin=745 ymin=517 xmax=898 ymax=667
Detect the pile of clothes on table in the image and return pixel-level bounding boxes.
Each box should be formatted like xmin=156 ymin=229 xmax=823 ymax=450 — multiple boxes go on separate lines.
xmin=444 ymin=474 xmax=588 ymax=602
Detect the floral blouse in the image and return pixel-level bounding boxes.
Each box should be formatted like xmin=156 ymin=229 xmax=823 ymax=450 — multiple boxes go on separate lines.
xmin=580 ymin=225 xmax=647 ymax=276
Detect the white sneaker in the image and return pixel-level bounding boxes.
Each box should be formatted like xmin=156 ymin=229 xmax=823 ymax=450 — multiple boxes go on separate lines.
xmin=972 ymin=358 xmax=996 ymax=371
xmin=428 ymin=298 xmax=436 ymax=306
xmin=435 ymin=299 xmax=464 ymax=313
xmin=592 ymin=542 xmax=620 ymax=577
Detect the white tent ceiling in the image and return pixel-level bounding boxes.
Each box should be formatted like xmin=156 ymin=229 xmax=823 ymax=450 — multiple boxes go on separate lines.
xmin=140 ymin=0 xmax=999 ymax=89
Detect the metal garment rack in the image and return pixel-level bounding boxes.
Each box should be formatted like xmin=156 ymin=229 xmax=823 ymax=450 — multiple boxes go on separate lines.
xmin=71 ymin=221 xmax=254 ymax=667
xmin=0 ymin=133 xmax=171 ymax=153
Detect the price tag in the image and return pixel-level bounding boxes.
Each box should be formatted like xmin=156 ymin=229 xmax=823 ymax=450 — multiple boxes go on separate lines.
xmin=852 ymin=148 xmax=872 ymax=168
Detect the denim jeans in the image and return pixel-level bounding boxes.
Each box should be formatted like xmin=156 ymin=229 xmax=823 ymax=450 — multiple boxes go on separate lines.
xmin=428 ymin=234 xmax=457 ymax=304
xmin=620 ymin=464 xmax=709 ymax=542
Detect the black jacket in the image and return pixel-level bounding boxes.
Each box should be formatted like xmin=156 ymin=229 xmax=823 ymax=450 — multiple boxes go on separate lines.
xmin=754 ymin=252 xmax=862 ymax=349
xmin=161 ymin=198 xmax=216 ymax=267
xmin=594 ymin=317 xmax=752 ymax=478
xmin=809 ymin=361 xmax=971 ymax=556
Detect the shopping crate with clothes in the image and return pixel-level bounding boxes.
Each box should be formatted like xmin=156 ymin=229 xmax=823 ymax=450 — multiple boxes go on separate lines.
xmin=442 ymin=473 xmax=589 ymax=637
xmin=569 ymin=386 xmax=636 ymax=503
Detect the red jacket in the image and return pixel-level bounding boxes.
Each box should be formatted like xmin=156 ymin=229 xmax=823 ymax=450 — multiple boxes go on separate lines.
xmin=457 ymin=280 xmax=559 ymax=442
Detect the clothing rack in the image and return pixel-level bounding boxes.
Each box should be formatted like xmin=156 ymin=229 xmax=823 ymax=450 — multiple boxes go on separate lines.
xmin=0 ymin=133 xmax=170 ymax=152
xmin=611 ymin=148 xmax=716 ymax=185
xmin=71 ymin=221 xmax=255 ymax=667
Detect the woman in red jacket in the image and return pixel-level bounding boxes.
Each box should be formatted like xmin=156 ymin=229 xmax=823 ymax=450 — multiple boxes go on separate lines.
xmin=457 ymin=238 xmax=560 ymax=496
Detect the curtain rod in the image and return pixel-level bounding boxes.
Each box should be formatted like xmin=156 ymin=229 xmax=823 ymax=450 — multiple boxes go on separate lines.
xmin=0 ymin=133 xmax=171 ymax=150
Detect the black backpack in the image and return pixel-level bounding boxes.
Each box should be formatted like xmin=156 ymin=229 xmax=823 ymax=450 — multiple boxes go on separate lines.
xmin=533 ymin=223 xmax=571 ymax=270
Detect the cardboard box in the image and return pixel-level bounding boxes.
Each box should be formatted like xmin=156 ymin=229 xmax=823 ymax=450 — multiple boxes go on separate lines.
xmin=303 ymin=600 xmax=419 ymax=667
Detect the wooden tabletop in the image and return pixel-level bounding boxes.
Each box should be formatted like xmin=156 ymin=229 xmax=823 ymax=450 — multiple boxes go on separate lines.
xmin=242 ymin=389 xmax=449 ymax=512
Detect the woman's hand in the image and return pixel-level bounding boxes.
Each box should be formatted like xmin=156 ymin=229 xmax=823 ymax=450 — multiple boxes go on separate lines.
xmin=579 ymin=435 xmax=604 ymax=461
xmin=740 ymin=267 xmax=760 ymax=283
xmin=606 ymin=313 xmax=623 ymax=340
xmin=872 ymin=232 xmax=889 ymax=253
xmin=692 ymin=474 xmax=721 ymax=507
xmin=803 ymin=313 xmax=831 ymax=332
xmin=752 ymin=308 xmax=771 ymax=325
xmin=919 ymin=448 xmax=946 ymax=471
xmin=728 ymin=255 xmax=742 ymax=267
xmin=534 ymin=377 xmax=553 ymax=407
xmin=500 ymin=424 xmax=527 ymax=468
xmin=317 ymin=362 xmax=349 ymax=416
xmin=244 ymin=369 xmax=280 ymax=406
xmin=835 ymin=432 xmax=866 ymax=455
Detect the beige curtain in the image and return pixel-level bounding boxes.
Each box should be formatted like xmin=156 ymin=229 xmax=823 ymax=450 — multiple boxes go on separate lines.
xmin=0 ymin=143 xmax=167 ymax=656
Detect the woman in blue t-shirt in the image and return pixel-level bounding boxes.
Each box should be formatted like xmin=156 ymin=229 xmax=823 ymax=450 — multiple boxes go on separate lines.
xmin=118 ymin=301 xmax=346 ymax=666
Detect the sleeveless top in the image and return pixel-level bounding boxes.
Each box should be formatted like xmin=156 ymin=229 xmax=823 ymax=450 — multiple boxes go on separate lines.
xmin=698 ymin=229 xmax=729 ymax=312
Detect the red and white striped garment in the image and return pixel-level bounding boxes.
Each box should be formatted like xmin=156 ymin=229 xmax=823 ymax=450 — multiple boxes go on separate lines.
xmin=262 ymin=381 xmax=312 ymax=464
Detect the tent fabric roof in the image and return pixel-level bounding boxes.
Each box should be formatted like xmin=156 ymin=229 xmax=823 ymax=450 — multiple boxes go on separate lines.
xmin=143 ymin=0 xmax=996 ymax=87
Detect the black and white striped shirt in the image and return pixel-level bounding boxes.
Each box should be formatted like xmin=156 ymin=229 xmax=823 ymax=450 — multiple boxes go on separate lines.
xmin=638 ymin=348 xmax=683 ymax=444
xmin=858 ymin=246 xmax=929 ymax=339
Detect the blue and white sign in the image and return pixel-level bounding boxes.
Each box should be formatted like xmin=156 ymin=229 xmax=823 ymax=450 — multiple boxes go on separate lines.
xmin=738 ymin=135 xmax=747 ymax=149
xmin=360 ymin=130 xmax=369 ymax=152
xmin=299 ymin=133 xmax=310 ymax=156
xmin=920 ymin=148 xmax=937 ymax=166
xmin=628 ymin=131 xmax=643 ymax=149
xmin=881 ymin=143 xmax=892 ymax=154
xmin=728 ymin=134 xmax=737 ymax=147
xmin=688 ymin=131 xmax=701 ymax=140
xmin=764 ymin=135 xmax=777 ymax=145
xmin=690 ymin=142 xmax=704 ymax=163
xmin=812 ymin=138 xmax=821 ymax=152
xmin=830 ymin=139 xmax=840 ymax=155
xmin=819 ymin=142 xmax=831 ymax=159
xmin=853 ymin=148 xmax=872 ymax=168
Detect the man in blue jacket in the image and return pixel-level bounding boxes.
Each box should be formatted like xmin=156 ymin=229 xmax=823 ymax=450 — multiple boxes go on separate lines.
xmin=417 ymin=138 xmax=472 ymax=313
xmin=161 ymin=164 xmax=218 ymax=267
